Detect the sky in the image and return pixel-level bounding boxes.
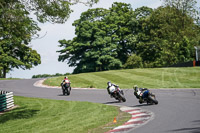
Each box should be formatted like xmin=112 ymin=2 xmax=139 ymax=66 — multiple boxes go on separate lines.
xmin=8 ymin=0 xmax=164 ymax=79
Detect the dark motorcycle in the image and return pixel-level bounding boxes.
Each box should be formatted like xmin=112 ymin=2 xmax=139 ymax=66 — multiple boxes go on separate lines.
xmin=61 ymin=79 xmax=71 ymax=96
xmin=136 ymin=89 xmax=158 ymax=105
xmin=107 ymin=83 xmax=126 ymax=102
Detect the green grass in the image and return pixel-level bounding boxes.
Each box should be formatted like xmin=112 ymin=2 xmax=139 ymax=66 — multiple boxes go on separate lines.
xmin=44 ymin=67 xmax=200 ymax=89
xmin=0 ymin=78 xmax=19 ymax=80
xmin=0 ymin=96 xmax=131 ymax=133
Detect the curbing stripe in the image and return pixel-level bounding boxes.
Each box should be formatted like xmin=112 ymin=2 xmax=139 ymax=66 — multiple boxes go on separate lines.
xmin=106 ymin=106 xmax=154 ymax=133
xmin=131 ymin=113 xmax=149 ymax=117
xmin=124 ymin=120 xmax=145 ymax=125
xmin=130 ymin=112 xmax=147 ymax=115
xmin=131 ymin=115 xmax=151 ymax=119
xmin=106 ymin=127 xmax=132 ymax=133
xmin=123 ymin=109 xmax=141 ymax=112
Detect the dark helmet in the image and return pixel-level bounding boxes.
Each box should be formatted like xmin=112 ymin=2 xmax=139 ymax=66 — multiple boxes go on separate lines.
xmin=107 ymin=81 xmax=111 ymax=87
xmin=133 ymin=85 xmax=138 ymax=91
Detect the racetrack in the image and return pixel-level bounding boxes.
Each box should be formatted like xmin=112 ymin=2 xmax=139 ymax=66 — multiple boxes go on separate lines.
xmin=0 ymin=79 xmax=200 ymax=133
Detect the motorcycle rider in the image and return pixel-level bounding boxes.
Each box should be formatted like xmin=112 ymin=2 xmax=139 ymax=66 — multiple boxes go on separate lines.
xmin=107 ymin=81 xmax=122 ymax=97
xmin=61 ymin=76 xmax=71 ymax=90
xmin=133 ymin=85 xmax=150 ymax=104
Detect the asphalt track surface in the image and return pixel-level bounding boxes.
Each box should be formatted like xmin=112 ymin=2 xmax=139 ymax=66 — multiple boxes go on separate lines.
xmin=0 ymin=79 xmax=200 ymax=133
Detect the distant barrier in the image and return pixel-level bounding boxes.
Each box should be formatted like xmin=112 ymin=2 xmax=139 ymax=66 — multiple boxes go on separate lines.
xmin=169 ymin=61 xmax=200 ymax=67
xmin=0 ymin=91 xmax=14 ymax=112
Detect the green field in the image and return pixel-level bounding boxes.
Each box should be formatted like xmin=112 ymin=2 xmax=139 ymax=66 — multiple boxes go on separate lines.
xmin=0 ymin=78 xmax=19 ymax=80
xmin=44 ymin=67 xmax=200 ymax=89
xmin=0 ymin=96 xmax=130 ymax=133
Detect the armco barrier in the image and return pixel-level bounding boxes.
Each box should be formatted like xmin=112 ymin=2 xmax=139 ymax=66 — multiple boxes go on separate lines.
xmin=0 ymin=91 xmax=14 ymax=112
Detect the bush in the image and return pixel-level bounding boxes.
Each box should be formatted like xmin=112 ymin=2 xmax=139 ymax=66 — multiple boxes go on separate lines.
xmin=123 ymin=54 xmax=143 ymax=69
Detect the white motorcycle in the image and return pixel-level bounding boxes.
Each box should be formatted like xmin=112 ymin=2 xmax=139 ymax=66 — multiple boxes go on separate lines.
xmin=107 ymin=82 xmax=126 ymax=102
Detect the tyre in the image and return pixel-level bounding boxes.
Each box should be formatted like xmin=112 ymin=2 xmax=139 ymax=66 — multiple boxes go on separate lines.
xmin=66 ymin=87 xmax=70 ymax=95
xmin=62 ymin=90 xmax=65 ymax=95
xmin=118 ymin=92 xmax=126 ymax=102
xmin=148 ymin=96 xmax=158 ymax=104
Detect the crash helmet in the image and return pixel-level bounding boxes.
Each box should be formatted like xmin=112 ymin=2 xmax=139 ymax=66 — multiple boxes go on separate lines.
xmin=107 ymin=81 xmax=112 ymax=87
xmin=64 ymin=76 xmax=68 ymax=79
xmin=133 ymin=85 xmax=138 ymax=91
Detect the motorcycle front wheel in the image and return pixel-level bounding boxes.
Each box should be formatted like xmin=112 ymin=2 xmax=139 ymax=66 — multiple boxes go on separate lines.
xmin=118 ymin=92 xmax=126 ymax=102
xmin=148 ymin=96 xmax=158 ymax=104
xmin=66 ymin=87 xmax=70 ymax=95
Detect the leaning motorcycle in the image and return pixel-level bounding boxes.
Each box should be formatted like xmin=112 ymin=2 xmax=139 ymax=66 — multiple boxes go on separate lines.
xmin=138 ymin=90 xmax=158 ymax=105
xmin=108 ymin=84 xmax=126 ymax=102
xmin=61 ymin=79 xmax=71 ymax=96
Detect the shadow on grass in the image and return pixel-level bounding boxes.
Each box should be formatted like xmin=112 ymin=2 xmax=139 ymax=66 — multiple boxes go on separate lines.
xmin=0 ymin=107 xmax=39 ymax=124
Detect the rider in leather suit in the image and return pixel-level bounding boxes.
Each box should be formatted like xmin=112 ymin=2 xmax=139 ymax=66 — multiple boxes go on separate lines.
xmin=133 ymin=85 xmax=148 ymax=103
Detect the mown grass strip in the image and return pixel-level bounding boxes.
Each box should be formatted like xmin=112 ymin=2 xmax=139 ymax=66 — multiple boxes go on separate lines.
xmin=0 ymin=96 xmax=130 ymax=133
xmin=44 ymin=67 xmax=200 ymax=89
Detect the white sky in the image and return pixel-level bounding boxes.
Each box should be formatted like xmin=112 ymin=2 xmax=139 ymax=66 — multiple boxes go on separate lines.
xmin=8 ymin=0 xmax=164 ymax=78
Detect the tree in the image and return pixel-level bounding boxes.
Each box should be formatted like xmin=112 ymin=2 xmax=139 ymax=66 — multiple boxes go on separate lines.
xmin=0 ymin=0 xmax=99 ymax=78
xmin=0 ymin=1 xmax=41 ymax=78
xmin=178 ymin=36 xmax=194 ymax=62
xmin=58 ymin=2 xmax=133 ymax=73
xmin=138 ymin=6 xmax=199 ymax=66
xmin=19 ymin=0 xmax=99 ymax=23
xmin=162 ymin=0 xmax=199 ymax=26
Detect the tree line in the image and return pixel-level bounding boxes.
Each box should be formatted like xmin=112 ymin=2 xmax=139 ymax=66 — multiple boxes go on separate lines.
xmin=58 ymin=0 xmax=200 ymax=74
xmin=32 ymin=73 xmax=71 ymax=78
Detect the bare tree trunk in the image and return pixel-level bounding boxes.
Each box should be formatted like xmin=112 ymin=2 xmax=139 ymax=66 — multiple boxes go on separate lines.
xmin=3 ymin=66 xmax=6 ymax=78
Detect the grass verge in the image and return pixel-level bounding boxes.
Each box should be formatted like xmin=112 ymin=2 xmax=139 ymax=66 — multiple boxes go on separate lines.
xmin=0 ymin=78 xmax=19 ymax=80
xmin=0 ymin=96 xmax=131 ymax=133
xmin=44 ymin=67 xmax=200 ymax=89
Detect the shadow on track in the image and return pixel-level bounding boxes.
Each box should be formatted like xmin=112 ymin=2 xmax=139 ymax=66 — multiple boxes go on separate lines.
xmin=131 ymin=104 xmax=155 ymax=107
xmin=57 ymin=94 xmax=70 ymax=96
xmin=167 ymin=120 xmax=200 ymax=133
xmin=103 ymin=101 xmax=121 ymax=104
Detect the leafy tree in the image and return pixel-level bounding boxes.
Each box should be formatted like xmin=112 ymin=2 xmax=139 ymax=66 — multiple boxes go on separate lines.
xmin=19 ymin=0 xmax=99 ymax=23
xmin=162 ymin=0 xmax=199 ymax=28
xmin=0 ymin=1 xmax=41 ymax=78
xmin=0 ymin=0 xmax=99 ymax=78
xmin=58 ymin=2 xmax=133 ymax=73
xmin=178 ymin=36 xmax=194 ymax=62
xmin=139 ymin=5 xmax=199 ymax=66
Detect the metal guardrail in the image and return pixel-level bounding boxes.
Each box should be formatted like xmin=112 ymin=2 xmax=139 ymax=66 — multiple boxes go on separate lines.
xmin=0 ymin=91 xmax=14 ymax=112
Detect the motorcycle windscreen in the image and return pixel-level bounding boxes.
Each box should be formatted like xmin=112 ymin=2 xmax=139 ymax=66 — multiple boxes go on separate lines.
xmin=65 ymin=80 xmax=70 ymax=83
xmin=109 ymin=86 xmax=115 ymax=93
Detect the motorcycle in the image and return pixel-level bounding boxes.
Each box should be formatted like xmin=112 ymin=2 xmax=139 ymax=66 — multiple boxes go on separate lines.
xmin=61 ymin=79 xmax=71 ymax=96
xmin=135 ymin=89 xmax=158 ymax=105
xmin=107 ymin=82 xmax=126 ymax=102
